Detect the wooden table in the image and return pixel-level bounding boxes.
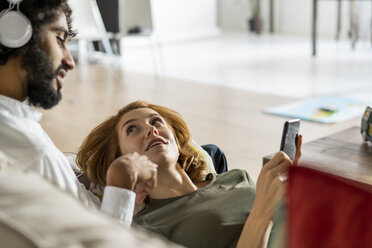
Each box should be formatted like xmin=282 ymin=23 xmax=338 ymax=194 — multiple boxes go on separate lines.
xmin=263 ymin=126 xmax=372 ymax=185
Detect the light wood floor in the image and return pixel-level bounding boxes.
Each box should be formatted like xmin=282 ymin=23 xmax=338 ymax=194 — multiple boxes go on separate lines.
xmin=40 ymin=64 xmax=360 ymax=181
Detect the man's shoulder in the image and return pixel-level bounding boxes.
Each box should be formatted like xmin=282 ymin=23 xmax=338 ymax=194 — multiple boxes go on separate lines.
xmin=0 ymin=118 xmax=62 ymax=168
xmin=0 ymin=122 xmax=47 ymax=150
xmin=0 ymin=111 xmax=52 ymax=144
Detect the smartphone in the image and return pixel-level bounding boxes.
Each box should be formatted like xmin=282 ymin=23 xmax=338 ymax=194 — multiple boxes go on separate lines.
xmin=280 ymin=119 xmax=300 ymax=162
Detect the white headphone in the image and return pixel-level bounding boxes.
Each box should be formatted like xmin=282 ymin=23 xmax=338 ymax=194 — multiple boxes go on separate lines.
xmin=0 ymin=0 xmax=32 ymax=48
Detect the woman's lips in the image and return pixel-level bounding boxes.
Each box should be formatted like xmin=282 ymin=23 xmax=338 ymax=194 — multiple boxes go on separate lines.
xmin=145 ymin=138 xmax=168 ymax=151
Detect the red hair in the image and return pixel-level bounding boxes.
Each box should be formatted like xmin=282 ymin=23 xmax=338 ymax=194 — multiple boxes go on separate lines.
xmin=76 ymin=101 xmax=207 ymax=186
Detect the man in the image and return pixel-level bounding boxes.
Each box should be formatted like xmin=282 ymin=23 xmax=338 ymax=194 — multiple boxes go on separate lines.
xmin=0 ymin=0 xmax=156 ymax=226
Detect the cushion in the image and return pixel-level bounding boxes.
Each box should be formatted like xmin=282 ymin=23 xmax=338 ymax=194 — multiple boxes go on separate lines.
xmin=190 ymin=139 xmax=216 ymax=174
xmin=0 ymin=151 xmax=179 ymax=248
xmin=200 ymin=144 xmax=228 ymax=174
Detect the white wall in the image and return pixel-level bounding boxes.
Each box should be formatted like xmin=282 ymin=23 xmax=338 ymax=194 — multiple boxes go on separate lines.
xmin=120 ymin=0 xmax=220 ymax=42
xmin=218 ymin=0 xmax=252 ymax=31
xmin=219 ymin=0 xmax=372 ymax=40
xmin=151 ymin=0 xmax=220 ymax=42
xmin=119 ymin=0 xmax=153 ymax=32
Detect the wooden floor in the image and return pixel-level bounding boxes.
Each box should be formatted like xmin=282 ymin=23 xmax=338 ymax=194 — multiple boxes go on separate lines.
xmin=41 ymin=64 xmax=360 ymax=181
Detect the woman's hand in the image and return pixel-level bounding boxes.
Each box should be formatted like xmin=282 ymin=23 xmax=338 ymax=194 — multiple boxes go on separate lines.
xmin=253 ymin=152 xmax=292 ymax=222
xmin=254 ymin=134 xmax=301 ymax=221
xmin=106 ymin=152 xmax=158 ymax=204
xmin=293 ymin=134 xmax=302 ymax=166
xmin=237 ymin=135 xmax=303 ymax=248
xmin=237 ymin=151 xmax=293 ymax=248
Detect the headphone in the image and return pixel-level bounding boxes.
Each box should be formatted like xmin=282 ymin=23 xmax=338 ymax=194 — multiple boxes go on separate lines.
xmin=0 ymin=0 xmax=32 ymax=48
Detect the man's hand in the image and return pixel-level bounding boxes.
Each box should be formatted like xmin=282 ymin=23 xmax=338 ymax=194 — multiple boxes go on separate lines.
xmin=106 ymin=152 xmax=158 ymax=204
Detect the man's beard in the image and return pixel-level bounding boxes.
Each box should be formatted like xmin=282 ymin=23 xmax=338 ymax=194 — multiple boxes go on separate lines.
xmin=21 ymin=44 xmax=64 ymax=110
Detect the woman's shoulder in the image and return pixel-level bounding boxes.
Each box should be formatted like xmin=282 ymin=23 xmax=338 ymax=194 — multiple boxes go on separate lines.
xmin=215 ymin=169 xmax=255 ymax=186
xmin=220 ymin=168 xmax=248 ymax=177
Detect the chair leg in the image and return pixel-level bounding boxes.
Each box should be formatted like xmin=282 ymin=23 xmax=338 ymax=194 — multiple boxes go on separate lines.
xmin=77 ymin=39 xmax=89 ymax=81
xmin=351 ymin=0 xmax=360 ymax=49
xmin=253 ymin=0 xmax=262 ymax=34
xmin=349 ymin=0 xmax=353 ymax=40
xmin=269 ymin=0 xmax=274 ymax=33
xmin=149 ymin=35 xmax=164 ymax=78
xmin=349 ymin=0 xmax=357 ymax=49
xmin=78 ymin=39 xmax=88 ymax=65
xmin=336 ymin=0 xmax=342 ymax=40
xmin=312 ymin=0 xmax=317 ymax=56
xmin=110 ymin=39 xmax=121 ymax=56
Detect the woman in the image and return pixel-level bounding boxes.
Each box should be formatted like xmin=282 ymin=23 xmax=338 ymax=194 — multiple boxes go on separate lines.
xmin=77 ymin=100 xmax=302 ymax=248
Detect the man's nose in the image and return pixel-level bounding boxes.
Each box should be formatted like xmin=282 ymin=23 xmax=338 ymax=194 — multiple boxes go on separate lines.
xmin=62 ymin=49 xmax=75 ymax=70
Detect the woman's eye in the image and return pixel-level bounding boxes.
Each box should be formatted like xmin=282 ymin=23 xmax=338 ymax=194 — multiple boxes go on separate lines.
xmin=126 ymin=126 xmax=136 ymax=135
xmin=151 ymin=118 xmax=163 ymax=126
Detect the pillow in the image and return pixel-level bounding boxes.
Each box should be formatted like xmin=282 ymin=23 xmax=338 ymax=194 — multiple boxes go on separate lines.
xmin=0 ymin=152 xmax=180 ymax=248
xmin=190 ymin=139 xmax=216 ymax=174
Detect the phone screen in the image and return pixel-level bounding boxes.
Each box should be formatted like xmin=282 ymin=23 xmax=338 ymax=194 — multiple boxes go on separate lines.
xmin=280 ymin=119 xmax=300 ymax=161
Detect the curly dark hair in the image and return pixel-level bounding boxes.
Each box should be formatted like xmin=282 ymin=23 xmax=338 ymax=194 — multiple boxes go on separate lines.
xmin=0 ymin=0 xmax=77 ymax=65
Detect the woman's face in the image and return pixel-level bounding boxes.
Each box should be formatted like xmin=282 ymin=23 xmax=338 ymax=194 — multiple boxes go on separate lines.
xmin=117 ymin=108 xmax=179 ymax=167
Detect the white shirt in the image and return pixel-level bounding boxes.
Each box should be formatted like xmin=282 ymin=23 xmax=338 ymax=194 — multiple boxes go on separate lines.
xmin=0 ymin=94 xmax=135 ymax=226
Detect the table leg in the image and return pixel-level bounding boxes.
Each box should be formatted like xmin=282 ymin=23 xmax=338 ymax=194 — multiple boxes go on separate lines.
xmin=270 ymin=0 xmax=274 ymax=33
xmin=255 ymin=0 xmax=262 ymax=34
xmin=336 ymin=0 xmax=342 ymax=40
xmin=312 ymin=0 xmax=317 ymax=56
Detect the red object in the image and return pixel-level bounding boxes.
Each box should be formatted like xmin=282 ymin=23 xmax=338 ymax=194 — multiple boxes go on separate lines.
xmin=288 ymin=166 xmax=372 ymax=248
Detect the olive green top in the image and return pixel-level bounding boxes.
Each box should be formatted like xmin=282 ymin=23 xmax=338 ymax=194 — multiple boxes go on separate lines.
xmin=134 ymin=169 xmax=256 ymax=248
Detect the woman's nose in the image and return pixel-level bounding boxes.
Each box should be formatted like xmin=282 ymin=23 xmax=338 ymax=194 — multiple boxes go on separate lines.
xmin=147 ymin=126 xmax=159 ymax=137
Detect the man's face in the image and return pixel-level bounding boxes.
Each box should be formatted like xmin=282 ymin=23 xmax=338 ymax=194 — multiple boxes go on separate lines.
xmin=23 ymin=12 xmax=75 ymax=109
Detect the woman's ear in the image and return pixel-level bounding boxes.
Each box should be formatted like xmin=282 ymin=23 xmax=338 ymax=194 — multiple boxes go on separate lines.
xmin=115 ymin=146 xmax=121 ymax=158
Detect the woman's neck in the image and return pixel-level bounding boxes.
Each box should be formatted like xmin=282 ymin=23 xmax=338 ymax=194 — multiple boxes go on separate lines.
xmin=149 ymin=163 xmax=198 ymax=199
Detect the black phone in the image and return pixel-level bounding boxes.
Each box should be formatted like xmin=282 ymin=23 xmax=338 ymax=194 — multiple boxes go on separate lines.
xmin=280 ymin=119 xmax=300 ymax=161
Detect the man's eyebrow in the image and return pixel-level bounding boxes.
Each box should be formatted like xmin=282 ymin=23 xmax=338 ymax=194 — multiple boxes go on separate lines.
xmin=50 ymin=27 xmax=69 ymax=39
